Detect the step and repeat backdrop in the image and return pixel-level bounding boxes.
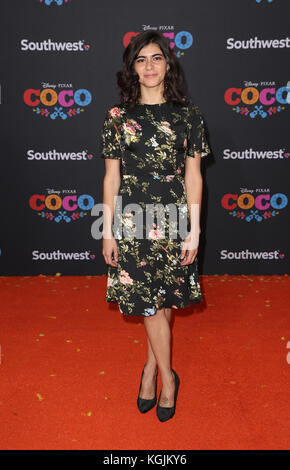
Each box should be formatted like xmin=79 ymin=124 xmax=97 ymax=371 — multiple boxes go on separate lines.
xmin=0 ymin=0 xmax=289 ymax=275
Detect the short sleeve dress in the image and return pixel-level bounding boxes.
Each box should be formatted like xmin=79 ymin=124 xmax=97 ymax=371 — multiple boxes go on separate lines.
xmin=100 ymin=100 xmax=211 ymax=316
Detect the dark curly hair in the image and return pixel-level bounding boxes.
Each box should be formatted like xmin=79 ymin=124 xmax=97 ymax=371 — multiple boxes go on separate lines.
xmin=116 ymin=30 xmax=190 ymax=109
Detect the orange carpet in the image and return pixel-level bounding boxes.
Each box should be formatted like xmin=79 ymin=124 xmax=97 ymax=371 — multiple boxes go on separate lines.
xmin=0 ymin=273 xmax=289 ymax=450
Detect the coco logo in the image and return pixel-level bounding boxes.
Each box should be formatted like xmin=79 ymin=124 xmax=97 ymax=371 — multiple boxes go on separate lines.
xmin=23 ymin=84 xmax=92 ymax=119
xmin=39 ymin=0 xmax=71 ymax=6
xmin=224 ymin=81 xmax=289 ymax=118
xmin=123 ymin=30 xmax=194 ymax=58
xmin=29 ymin=190 xmax=95 ymax=223
xmin=221 ymin=190 xmax=288 ymax=222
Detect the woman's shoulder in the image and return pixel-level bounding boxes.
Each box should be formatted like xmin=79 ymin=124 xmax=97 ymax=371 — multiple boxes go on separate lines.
xmin=103 ymin=103 xmax=126 ymax=125
xmin=105 ymin=103 xmax=125 ymax=116
xmin=185 ymin=100 xmax=203 ymax=117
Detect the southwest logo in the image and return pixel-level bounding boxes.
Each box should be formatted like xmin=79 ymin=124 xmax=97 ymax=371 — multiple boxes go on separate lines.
xmin=20 ymin=39 xmax=90 ymax=52
xmin=32 ymin=250 xmax=96 ymax=261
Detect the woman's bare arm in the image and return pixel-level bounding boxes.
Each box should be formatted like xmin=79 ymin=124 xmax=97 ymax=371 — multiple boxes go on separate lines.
xmin=102 ymin=159 xmax=121 ymax=266
xmin=184 ymin=152 xmax=203 ymax=235
xmin=180 ymin=152 xmax=203 ymax=265
xmin=102 ymin=159 xmax=121 ymax=238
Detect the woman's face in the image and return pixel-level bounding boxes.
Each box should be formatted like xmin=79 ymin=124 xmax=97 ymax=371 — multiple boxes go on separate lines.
xmin=134 ymin=42 xmax=169 ymax=90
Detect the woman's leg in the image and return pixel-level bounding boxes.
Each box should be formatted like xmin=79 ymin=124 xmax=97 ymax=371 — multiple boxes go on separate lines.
xmin=139 ymin=308 xmax=173 ymax=400
xmin=141 ymin=307 xmax=175 ymax=407
xmin=138 ymin=335 xmax=158 ymax=400
xmin=145 ymin=307 xmax=172 ymax=372
xmin=164 ymin=307 xmax=172 ymax=323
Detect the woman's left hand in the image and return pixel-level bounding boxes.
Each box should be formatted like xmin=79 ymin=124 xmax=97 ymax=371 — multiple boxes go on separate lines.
xmin=180 ymin=229 xmax=200 ymax=265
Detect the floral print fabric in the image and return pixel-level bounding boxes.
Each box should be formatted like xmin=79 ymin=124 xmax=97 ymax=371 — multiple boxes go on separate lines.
xmin=100 ymin=101 xmax=211 ymax=316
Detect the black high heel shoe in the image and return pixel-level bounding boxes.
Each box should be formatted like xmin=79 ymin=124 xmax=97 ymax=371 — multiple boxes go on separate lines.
xmin=137 ymin=366 xmax=157 ymax=413
xmin=156 ymin=369 xmax=179 ymax=422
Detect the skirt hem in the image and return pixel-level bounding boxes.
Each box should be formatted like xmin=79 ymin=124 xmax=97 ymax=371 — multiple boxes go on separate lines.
xmin=104 ymin=296 xmax=203 ymax=316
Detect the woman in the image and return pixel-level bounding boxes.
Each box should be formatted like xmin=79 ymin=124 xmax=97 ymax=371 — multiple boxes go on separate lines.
xmin=100 ymin=30 xmax=211 ymax=422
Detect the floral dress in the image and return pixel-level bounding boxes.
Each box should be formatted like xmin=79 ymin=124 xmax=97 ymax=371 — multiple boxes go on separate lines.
xmin=100 ymin=100 xmax=211 ymax=316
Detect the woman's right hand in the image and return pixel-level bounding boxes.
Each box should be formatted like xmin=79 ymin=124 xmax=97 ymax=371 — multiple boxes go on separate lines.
xmin=102 ymin=236 xmax=119 ymax=267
